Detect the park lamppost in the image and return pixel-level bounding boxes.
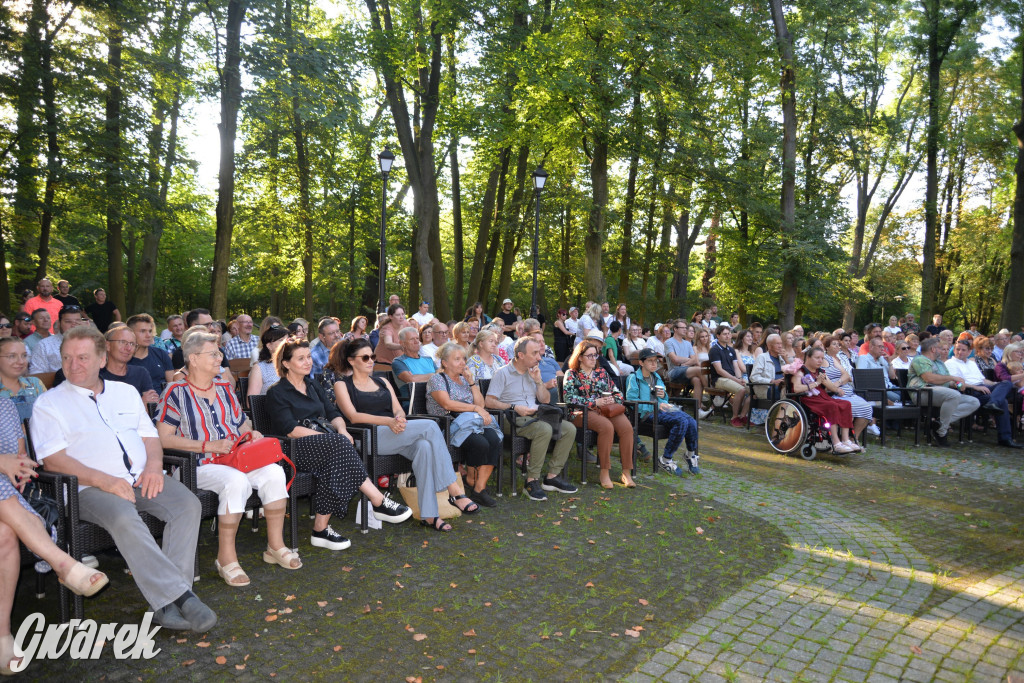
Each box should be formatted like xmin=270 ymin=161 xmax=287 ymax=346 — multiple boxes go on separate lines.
xmin=530 ymin=165 xmax=548 ymax=319
xmin=377 ymin=147 xmax=395 ymax=314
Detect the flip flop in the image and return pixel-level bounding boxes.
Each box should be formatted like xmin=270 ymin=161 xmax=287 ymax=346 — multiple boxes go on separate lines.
xmin=58 ymin=561 xmax=109 ymax=598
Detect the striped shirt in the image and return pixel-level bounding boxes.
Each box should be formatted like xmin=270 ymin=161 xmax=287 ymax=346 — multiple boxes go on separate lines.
xmin=158 ymin=379 xmax=246 ymax=465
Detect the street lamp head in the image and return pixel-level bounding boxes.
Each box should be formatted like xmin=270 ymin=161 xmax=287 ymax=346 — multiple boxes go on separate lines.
xmin=531 ymin=165 xmax=548 ymax=191
xmin=378 ymin=147 xmax=396 ymax=176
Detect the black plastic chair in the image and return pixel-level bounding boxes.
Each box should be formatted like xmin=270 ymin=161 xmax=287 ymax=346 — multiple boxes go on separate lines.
xmin=852 ymin=368 xmax=930 ymax=446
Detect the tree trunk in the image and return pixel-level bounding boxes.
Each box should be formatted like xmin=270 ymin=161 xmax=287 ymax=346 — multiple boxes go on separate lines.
xmin=13 ymin=0 xmax=44 ymax=280
xmin=769 ymin=0 xmax=798 ymax=329
xmin=104 ymin=11 xmax=126 ymax=313
xmin=480 ymin=149 xmax=511 ymax=310
xmin=35 ymin=37 xmax=60 ymax=284
xmin=495 ymin=145 xmax=530 ymax=307
xmin=654 ymin=182 xmax=675 ymax=305
xmin=1004 ymin=32 xmax=1024 ymax=331
xmin=559 ymin=205 xmax=572 ymax=309
xmin=618 ymin=87 xmax=642 ymax=300
xmin=466 ymin=154 xmax=504 ymax=308
xmin=586 ymin=132 xmax=608 ymax=301
xmin=701 ymin=223 xmax=717 ymax=299
xmin=450 ymin=136 xmax=464 ymax=316
xmin=209 ymin=0 xmax=247 ymax=319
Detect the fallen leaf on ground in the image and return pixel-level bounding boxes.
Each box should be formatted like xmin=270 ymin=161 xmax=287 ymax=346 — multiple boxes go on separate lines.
xmin=342 ymin=566 xmax=353 ymax=572
xmin=463 ymin=629 xmax=476 ymax=637
xmin=280 ymin=608 xmax=293 ymax=614
xmin=484 ymin=602 xmax=491 ymax=606
xmin=624 ymin=630 xmax=640 ymax=638
xmin=403 ymin=563 xmax=412 ymax=568
xmin=413 ymin=633 xmax=427 ymax=642
xmin=638 ymin=599 xmax=649 ymax=606
xmin=405 ymin=625 xmax=415 ymax=632
xmin=585 ymin=582 xmax=595 ymax=588
xmin=554 ymin=631 xmax=563 ymax=636
xmin=285 ymin=594 xmax=296 ymax=601
xmin=433 ymin=607 xmax=444 ymax=612
xmin=326 ymin=612 xmax=334 ymax=617
xmin=235 ymin=664 xmax=246 ymax=670
xmin=317 ymin=601 xmax=327 ymax=607
xmin=910 ymin=645 xmax=923 ymax=655
xmin=333 ymin=645 xmax=342 ymax=652
xmin=516 ymin=532 xmax=524 ymax=537
xmin=196 ymin=642 xmax=211 ymax=648
xmin=265 ymin=615 xmax=278 ymax=622
xmin=176 ymin=638 xmax=187 ymax=644
xmin=181 ymin=660 xmax=195 ymax=666
xmin=588 ymin=539 xmax=595 ymax=544
xmin=215 ymin=656 xmax=227 ymax=665
xmin=695 ymin=527 xmax=704 ymax=535
xmin=450 ymin=582 xmax=458 ymax=588
xmin=362 ymin=605 xmax=371 ymax=614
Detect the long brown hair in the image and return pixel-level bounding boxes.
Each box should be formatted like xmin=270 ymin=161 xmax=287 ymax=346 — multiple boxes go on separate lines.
xmin=567 ymin=340 xmax=602 ymax=372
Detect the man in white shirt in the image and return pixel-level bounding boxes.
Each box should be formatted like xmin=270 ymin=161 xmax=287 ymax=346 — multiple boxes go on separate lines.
xmin=30 ymin=305 xmax=87 ymax=373
xmin=32 ymin=326 xmax=217 ymax=631
xmin=645 ymin=323 xmax=671 ymax=355
xmin=946 ymin=339 xmax=1020 ymax=448
xmin=411 ymin=301 xmax=435 ymax=328
xmin=600 ymin=302 xmax=613 ymax=329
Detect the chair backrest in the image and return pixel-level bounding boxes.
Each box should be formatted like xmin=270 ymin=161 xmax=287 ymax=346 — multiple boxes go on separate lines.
xmin=556 ymin=375 xmax=565 ymax=402
xmin=228 ymin=358 xmax=251 ymax=379
xmin=408 ymin=381 xmax=430 ymax=416
xmin=236 ymin=376 xmax=250 ymax=411
xmin=896 ymin=368 xmax=910 ymax=387
xmin=30 ymin=372 xmax=55 ymax=389
xmin=372 ymin=362 xmax=392 ymax=374
xmin=699 ymin=360 xmax=714 ymax=384
xmin=852 ymin=367 xmax=886 ymax=391
xmin=479 ymin=378 xmax=490 ymax=397
xmin=248 ymin=394 xmax=273 ymax=433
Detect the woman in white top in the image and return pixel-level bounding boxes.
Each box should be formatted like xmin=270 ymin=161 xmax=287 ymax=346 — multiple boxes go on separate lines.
xmin=883 ymin=316 xmax=902 ymax=337
xmin=890 ymin=340 xmax=914 ymax=370
xmin=613 ymin=304 xmax=630 ymax=341
xmin=621 ymin=323 xmax=646 ymax=361
xmin=577 ymin=303 xmax=601 ymax=343
xmin=692 ymin=325 xmax=712 ymax=362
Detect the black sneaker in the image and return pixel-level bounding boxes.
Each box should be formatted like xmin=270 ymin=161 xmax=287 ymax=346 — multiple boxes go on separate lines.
xmin=524 ymin=479 xmax=547 ymax=501
xmin=541 ymin=475 xmax=578 ymax=494
xmin=311 ymin=525 xmax=352 ymax=550
xmin=469 ymin=488 xmax=498 ymax=508
xmin=372 ymin=495 xmax=413 ymax=523
xmin=932 ymin=428 xmax=949 ymax=447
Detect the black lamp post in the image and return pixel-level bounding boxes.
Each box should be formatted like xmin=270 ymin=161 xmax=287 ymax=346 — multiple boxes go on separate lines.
xmin=377 ymin=147 xmax=395 ymax=314
xmin=529 ymin=165 xmax=548 ymax=319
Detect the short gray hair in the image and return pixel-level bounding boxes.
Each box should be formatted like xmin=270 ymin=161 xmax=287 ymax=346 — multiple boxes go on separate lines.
xmin=182 ymin=330 xmax=220 ymax=366
xmin=523 ymin=318 xmax=541 ymax=334
xmin=920 ymin=337 xmax=941 ymax=354
xmin=513 ymin=336 xmax=540 ymax=359
xmin=62 ymin=325 xmax=106 ymax=357
xmin=398 ymin=326 xmax=419 ymax=342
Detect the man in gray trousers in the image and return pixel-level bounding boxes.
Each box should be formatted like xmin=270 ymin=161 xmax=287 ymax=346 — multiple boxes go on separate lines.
xmin=486 ymin=336 xmax=578 ymax=501
xmin=31 ymin=325 xmax=216 ymax=632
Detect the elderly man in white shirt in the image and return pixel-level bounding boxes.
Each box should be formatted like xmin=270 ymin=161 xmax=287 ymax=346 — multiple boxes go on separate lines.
xmin=946 ymin=338 xmax=1020 ymax=448
xmin=31 ymin=325 xmax=218 ymax=631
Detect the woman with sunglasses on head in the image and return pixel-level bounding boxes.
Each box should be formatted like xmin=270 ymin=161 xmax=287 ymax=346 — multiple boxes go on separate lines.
xmin=0 ymin=337 xmax=42 ymax=420
xmin=334 ymin=339 xmax=478 ymax=532
xmin=267 ymin=339 xmax=412 ymax=552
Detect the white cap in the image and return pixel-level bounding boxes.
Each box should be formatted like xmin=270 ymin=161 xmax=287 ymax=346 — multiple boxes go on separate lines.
xmin=502 ymin=298 xmax=513 ymax=305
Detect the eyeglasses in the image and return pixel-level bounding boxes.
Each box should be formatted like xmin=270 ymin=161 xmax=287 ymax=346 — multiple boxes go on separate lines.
xmin=582 ymin=353 xmax=599 ymax=359
xmin=203 ymin=322 xmax=220 ymax=329
xmin=112 ymin=340 xmax=138 ymax=349
xmin=354 ymin=353 xmax=376 ymax=362
xmin=0 ymin=354 xmax=27 ymax=361
xmin=0 ymin=323 xmax=11 ymax=329
xmin=197 ymin=350 xmax=223 ymax=358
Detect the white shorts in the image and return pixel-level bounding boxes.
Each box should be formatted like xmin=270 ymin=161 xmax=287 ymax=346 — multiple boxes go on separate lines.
xmin=196 ymin=463 xmax=288 ymax=516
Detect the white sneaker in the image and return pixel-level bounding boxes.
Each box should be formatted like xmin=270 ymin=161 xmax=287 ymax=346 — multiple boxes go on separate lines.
xmin=844 ymin=440 xmax=862 ymax=452
xmin=833 ymin=443 xmax=853 ymax=454
xmin=866 ymin=424 xmax=880 ymax=436
xmin=658 ymin=456 xmax=681 ymax=475
xmin=698 ymin=407 xmax=713 ymax=420
xmin=712 ymin=396 xmax=726 ymax=408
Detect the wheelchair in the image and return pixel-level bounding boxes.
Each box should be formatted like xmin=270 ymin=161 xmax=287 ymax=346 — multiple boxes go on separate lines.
xmin=764 ymin=397 xmax=836 ymax=461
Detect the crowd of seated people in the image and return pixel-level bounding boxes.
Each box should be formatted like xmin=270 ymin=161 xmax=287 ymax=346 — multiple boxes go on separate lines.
xmin=6 ymin=278 xmax=1024 ymax=674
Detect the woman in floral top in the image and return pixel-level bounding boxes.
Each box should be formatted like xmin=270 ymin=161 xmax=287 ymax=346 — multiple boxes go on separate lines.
xmin=562 ymin=340 xmax=635 ymax=489
xmin=466 ymin=330 xmax=506 ymax=381
xmin=0 ymin=337 xmax=43 ymax=420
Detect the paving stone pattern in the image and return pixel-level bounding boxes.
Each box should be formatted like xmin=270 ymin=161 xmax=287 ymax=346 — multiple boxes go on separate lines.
xmin=626 ymin=448 xmax=1024 ymax=682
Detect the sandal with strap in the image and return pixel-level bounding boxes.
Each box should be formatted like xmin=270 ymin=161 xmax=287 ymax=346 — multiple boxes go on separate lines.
xmin=263 ymin=546 xmax=302 ymax=570
xmin=447 ymin=494 xmax=479 ymax=514
xmin=1 ymin=634 xmax=21 ymax=676
xmin=421 ymin=517 xmax=452 ymax=532
xmin=58 ymin=561 xmax=109 ymax=598
xmin=215 ymin=560 xmax=251 ymax=587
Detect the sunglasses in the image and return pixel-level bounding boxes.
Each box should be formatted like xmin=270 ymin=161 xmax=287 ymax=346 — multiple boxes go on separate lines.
xmin=354 ymin=353 xmax=376 ymax=362
xmin=0 ymin=323 xmax=10 ymax=329
xmin=63 ymin=305 xmax=83 ymax=313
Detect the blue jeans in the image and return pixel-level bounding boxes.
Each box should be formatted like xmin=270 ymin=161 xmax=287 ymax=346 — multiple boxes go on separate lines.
xmin=643 ymin=409 xmax=698 ymax=459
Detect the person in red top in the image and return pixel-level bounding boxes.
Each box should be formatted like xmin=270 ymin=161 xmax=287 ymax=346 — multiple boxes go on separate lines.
xmin=858 ymin=323 xmax=894 ymax=357
xmin=20 ymin=278 xmax=62 ymax=334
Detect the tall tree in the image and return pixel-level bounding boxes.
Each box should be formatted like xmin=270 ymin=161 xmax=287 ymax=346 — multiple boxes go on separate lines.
xmin=1003 ymin=0 xmax=1024 ymax=330
xmin=916 ymin=0 xmax=978 ymax=322
xmin=104 ymin=2 xmax=126 ymax=313
xmin=209 ymin=0 xmax=248 ymax=319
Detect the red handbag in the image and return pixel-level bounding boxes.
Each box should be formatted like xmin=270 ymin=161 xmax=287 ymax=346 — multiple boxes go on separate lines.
xmin=210 ymin=432 xmax=295 ymax=490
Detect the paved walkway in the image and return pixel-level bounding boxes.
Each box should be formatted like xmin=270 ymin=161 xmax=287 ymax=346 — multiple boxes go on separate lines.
xmin=627 ymin=436 xmax=1024 ymax=683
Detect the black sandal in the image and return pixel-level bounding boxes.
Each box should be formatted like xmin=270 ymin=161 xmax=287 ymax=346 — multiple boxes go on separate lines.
xmin=448 ymin=494 xmax=480 ymax=514
xmin=421 ymin=517 xmax=452 ymax=532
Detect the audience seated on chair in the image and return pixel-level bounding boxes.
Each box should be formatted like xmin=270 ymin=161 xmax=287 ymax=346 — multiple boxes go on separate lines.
xmin=29 ymin=306 xmax=87 ymax=374
xmin=626 ymin=348 xmax=700 ymax=475
xmin=906 ymin=337 xmax=981 ymax=447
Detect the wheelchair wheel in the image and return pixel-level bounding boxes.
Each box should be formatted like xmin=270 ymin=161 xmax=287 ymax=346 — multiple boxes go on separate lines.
xmin=800 ymin=444 xmax=817 ymax=460
xmin=765 ymin=399 xmax=809 ymax=454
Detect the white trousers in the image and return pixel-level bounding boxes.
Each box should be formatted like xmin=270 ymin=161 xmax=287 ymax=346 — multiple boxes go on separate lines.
xmin=197 ymin=462 xmax=288 ymax=516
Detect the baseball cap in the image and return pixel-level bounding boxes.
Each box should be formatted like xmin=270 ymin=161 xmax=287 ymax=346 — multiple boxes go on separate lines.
xmin=653 ymin=323 xmax=663 ymax=331
xmin=638 ymin=348 xmax=662 ymax=361
xmin=502 ymin=298 xmax=513 ymax=305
